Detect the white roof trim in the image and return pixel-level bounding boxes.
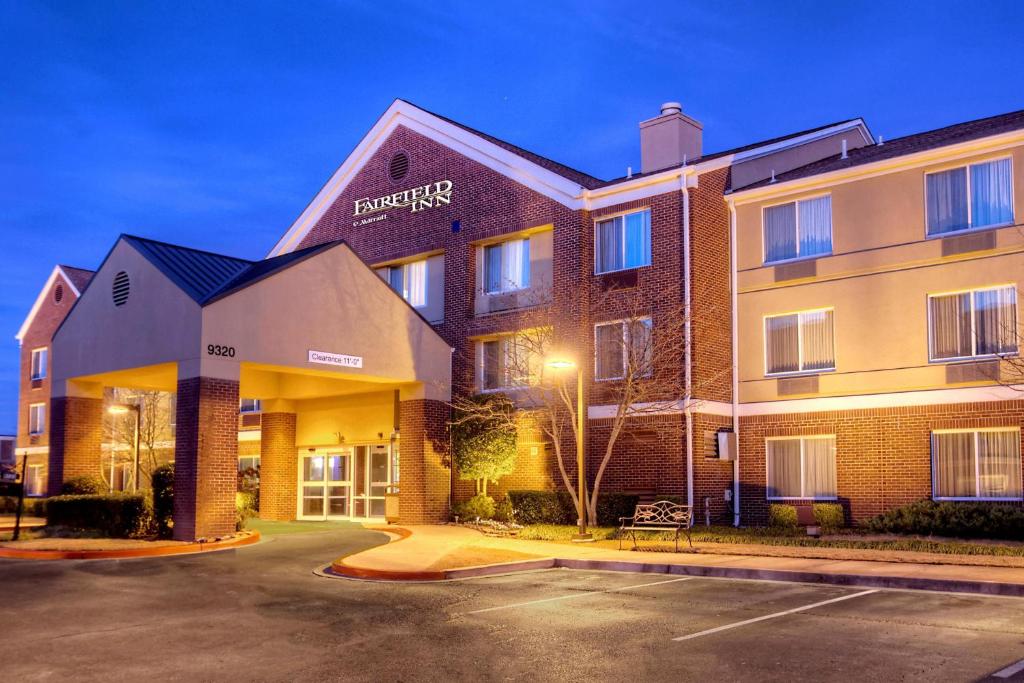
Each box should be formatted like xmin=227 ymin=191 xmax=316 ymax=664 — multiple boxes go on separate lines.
xmin=15 ymin=266 xmax=82 ymax=344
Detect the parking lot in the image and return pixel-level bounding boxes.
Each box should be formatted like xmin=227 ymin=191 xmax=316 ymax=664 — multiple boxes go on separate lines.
xmin=1 ymin=526 xmax=1023 ymax=681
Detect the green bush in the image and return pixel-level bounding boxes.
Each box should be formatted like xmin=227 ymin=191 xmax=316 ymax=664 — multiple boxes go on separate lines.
xmin=862 ymin=499 xmax=1024 ymax=541
xmin=151 ymin=464 xmax=174 ymax=538
xmin=493 ymin=497 xmax=515 ymax=523
xmin=453 ymin=494 xmax=497 ymax=521
xmin=507 ymin=490 xmax=576 ymax=525
xmin=236 ymin=491 xmax=257 ymax=532
xmin=768 ymin=503 xmax=798 ymax=530
xmin=61 ymin=475 xmax=105 ymax=495
xmin=0 ymin=496 xmax=46 ymax=516
xmin=46 ymin=493 xmax=152 ymax=538
xmin=595 ymin=493 xmax=640 ymax=526
xmin=813 ymin=503 xmax=845 ymax=532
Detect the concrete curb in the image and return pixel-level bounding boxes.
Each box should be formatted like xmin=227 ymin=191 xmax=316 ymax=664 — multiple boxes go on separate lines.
xmin=0 ymin=530 xmax=260 ymax=561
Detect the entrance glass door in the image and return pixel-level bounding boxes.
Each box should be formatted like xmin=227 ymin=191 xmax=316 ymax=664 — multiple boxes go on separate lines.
xmin=352 ymin=444 xmax=390 ymax=518
xmin=298 ymin=444 xmax=391 ymax=520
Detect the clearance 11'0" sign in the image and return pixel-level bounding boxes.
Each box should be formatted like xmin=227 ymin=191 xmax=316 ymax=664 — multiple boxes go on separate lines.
xmin=353 ymin=180 xmax=453 ymax=218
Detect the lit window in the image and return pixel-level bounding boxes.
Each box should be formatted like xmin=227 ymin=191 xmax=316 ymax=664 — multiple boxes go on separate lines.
xmin=238 ymin=456 xmax=260 ymax=474
xmin=766 ymin=436 xmax=837 ymax=499
xmin=926 ymin=158 xmax=1014 ymax=236
xmin=484 ymin=238 xmax=530 ymax=294
xmin=25 ymin=464 xmax=45 ymax=497
xmin=378 ymin=259 xmax=428 ymax=307
xmin=929 ymin=285 xmax=1017 ymax=361
xmin=239 ymin=399 xmax=261 ymax=414
xmin=480 ymin=336 xmax=534 ymax=391
xmin=594 ymin=318 xmax=653 ymax=381
xmin=932 ymin=429 xmax=1021 ymax=500
xmin=765 ymin=309 xmax=835 ymax=375
xmin=28 ymin=403 xmax=45 ymax=436
xmin=30 ymin=348 xmax=47 ymax=381
xmin=763 ymin=195 xmax=832 ymax=264
xmin=595 ymin=209 xmax=651 ymax=274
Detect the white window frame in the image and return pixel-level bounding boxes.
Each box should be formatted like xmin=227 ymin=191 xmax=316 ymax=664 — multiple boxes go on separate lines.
xmin=239 ymin=399 xmax=262 ymax=414
xmin=238 ymin=455 xmax=261 ymax=472
xmin=28 ymin=403 xmax=45 ymax=436
xmin=931 ymin=428 xmax=1023 ymax=502
xmin=763 ymin=307 xmax=836 ymax=377
xmin=593 ymin=317 xmax=653 ymax=382
xmin=378 ymin=258 xmax=429 ymax=308
xmin=594 ymin=208 xmax=652 ymax=275
xmin=765 ymin=435 xmax=838 ymax=501
xmin=25 ymin=464 xmax=45 ymax=497
xmin=760 ymin=193 xmax=833 ymax=266
xmin=30 ymin=347 xmax=48 ymax=381
xmin=926 ymin=284 xmax=1019 ymax=363
xmin=477 ymin=335 xmax=532 ymax=393
xmin=924 ymin=156 xmax=1015 ymax=238
xmin=482 ymin=237 xmax=531 ymax=295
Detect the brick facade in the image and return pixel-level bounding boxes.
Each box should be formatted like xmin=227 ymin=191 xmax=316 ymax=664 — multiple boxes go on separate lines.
xmin=397 ymin=399 xmax=450 ymax=523
xmin=258 ymin=412 xmax=297 ymax=521
xmin=47 ymin=396 xmax=104 ymax=495
xmin=173 ymin=377 xmax=239 ymax=540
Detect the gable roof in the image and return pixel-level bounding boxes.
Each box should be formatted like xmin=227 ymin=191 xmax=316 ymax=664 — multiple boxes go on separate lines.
xmin=732 ymin=108 xmax=1024 ymax=193
xmin=204 ymin=239 xmax=345 ymax=304
xmin=15 ymin=264 xmax=95 ymax=343
xmin=122 ymin=235 xmax=254 ymax=304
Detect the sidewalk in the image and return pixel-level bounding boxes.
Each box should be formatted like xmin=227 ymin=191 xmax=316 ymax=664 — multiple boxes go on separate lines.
xmin=0 ymin=515 xmax=46 ymax=532
xmin=327 ymin=525 xmax=1024 ymax=596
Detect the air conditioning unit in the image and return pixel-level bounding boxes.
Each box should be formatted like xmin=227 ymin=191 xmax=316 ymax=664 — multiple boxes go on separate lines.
xmin=716 ymin=430 xmax=736 ymax=461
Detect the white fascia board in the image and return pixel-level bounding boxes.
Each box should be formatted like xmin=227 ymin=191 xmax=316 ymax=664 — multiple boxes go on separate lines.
xmin=269 ymin=100 xmax=588 ymax=256
xmin=14 ymin=266 xmax=80 ymax=344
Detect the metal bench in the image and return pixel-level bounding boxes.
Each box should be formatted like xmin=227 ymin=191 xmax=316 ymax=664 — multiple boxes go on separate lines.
xmin=618 ymin=500 xmax=693 ymax=552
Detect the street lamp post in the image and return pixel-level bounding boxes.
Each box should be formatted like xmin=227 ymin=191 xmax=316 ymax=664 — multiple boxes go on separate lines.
xmin=545 ymin=358 xmax=591 ymax=541
xmin=108 ymin=403 xmax=141 ymax=492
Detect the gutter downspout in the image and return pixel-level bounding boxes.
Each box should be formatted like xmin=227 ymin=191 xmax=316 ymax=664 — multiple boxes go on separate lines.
xmin=728 ymin=200 xmax=741 ymax=527
xmin=682 ymin=173 xmax=694 ymax=512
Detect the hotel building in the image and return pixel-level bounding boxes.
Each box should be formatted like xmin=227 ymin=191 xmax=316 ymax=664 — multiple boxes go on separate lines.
xmin=14 ymin=100 xmax=1023 ymax=539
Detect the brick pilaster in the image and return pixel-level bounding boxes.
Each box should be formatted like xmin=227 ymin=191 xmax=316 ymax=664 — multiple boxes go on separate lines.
xmin=397 ymin=399 xmax=450 ymax=523
xmin=173 ymin=376 xmax=239 ymax=540
xmin=48 ymin=396 xmax=104 ymax=496
xmin=258 ymin=412 xmax=297 ymax=521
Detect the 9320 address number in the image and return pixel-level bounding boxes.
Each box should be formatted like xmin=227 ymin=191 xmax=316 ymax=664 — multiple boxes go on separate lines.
xmin=207 ymin=344 xmax=236 ymax=358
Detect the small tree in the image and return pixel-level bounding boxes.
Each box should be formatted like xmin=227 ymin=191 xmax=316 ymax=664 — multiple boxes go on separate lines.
xmin=104 ymin=388 xmax=175 ymax=490
xmin=450 ymin=393 xmax=518 ymax=496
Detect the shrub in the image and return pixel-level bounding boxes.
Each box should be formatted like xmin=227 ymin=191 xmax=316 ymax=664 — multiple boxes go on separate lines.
xmin=813 ymin=503 xmax=845 ymax=533
xmin=450 ymin=393 xmax=518 ymax=496
xmin=236 ymin=491 xmax=257 ymax=532
xmin=0 ymin=496 xmax=46 ymax=516
xmin=507 ymin=490 xmax=576 ymax=525
xmin=151 ymin=464 xmax=174 ymax=538
xmin=493 ymin=497 xmax=515 ymax=523
xmin=453 ymin=494 xmax=496 ymax=521
xmin=862 ymin=499 xmax=1024 ymax=541
xmin=46 ymin=493 xmax=152 ymax=538
xmin=595 ymin=493 xmax=640 ymax=526
xmin=768 ymin=503 xmax=798 ymax=530
xmin=61 ymin=475 xmax=105 ymax=495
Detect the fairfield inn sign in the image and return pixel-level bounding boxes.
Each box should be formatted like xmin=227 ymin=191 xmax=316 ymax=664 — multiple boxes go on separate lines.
xmin=353 ymin=180 xmax=453 ymax=217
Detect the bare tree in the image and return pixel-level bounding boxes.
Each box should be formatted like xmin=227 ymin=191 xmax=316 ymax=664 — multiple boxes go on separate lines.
xmin=104 ymin=388 xmax=175 ymax=489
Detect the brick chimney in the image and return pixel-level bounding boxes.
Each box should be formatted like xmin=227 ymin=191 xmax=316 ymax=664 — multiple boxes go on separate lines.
xmin=639 ymin=102 xmax=703 ymax=174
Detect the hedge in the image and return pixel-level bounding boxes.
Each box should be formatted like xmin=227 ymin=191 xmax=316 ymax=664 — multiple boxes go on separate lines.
xmin=46 ymin=493 xmax=151 ymax=538
xmin=862 ymin=499 xmax=1024 ymax=541
xmin=60 ymin=475 xmax=105 ymax=495
xmin=768 ymin=504 xmax=798 ymax=530
xmin=0 ymin=495 xmax=46 ymax=517
xmin=152 ymin=464 xmax=174 ymax=538
xmin=813 ymin=503 xmax=845 ymax=532
xmin=506 ymin=490 xmax=687 ymax=526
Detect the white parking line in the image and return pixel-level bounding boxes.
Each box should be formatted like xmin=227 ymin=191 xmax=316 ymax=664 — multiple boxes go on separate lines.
xmin=465 ymin=576 xmax=693 ymax=614
xmin=672 ymin=589 xmax=879 ymax=642
xmin=994 ymin=658 xmax=1024 ymax=679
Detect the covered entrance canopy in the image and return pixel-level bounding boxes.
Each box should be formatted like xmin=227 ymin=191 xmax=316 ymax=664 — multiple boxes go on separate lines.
xmin=50 ymin=235 xmax=452 ymax=540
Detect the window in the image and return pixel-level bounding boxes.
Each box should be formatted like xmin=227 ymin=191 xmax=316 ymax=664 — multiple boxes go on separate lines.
xmin=239 ymin=399 xmax=261 ymax=414
xmin=238 ymin=456 xmax=260 ymax=474
xmin=766 ymin=436 xmax=837 ymax=499
xmin=30 ymin=348 xmax=47 ymax=381
xmin=377 ymin=259 xmax=427 ymax=307
xmin=484 ymin=238 xmax=530 ymax=294
xmin=594 ymin=318 xmax=653 ymax=381
xmin=932 ymin=429 xmax=1021 ymax=500
xmin=480 ymin=335 xmax=535 ymax=391
xmin=763 ymin=195 xmax=832 ymax=264
xmin=926 ymin=158 xmax=1014 ymax=236
xmin=595 ymin=209 xmax=651 ymax=274
xmin=929 ymin=286 xmax=1017 ymax=361
xmin=28 ymin=403 xmax=45 ymax=436
xmin=765 ymin=309 xmax=835 ymax=375
xmin=25 ymin=464 xmax=45 ymax=497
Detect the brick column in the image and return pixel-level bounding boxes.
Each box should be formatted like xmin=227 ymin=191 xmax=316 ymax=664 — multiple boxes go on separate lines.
xmin=173 ymin=376 xmax=239 ymax=540
xmin=259 ymin=412 xmax=297 ymax=521
xmin=397 ymin=399 xmax=449 ymax=524
xmin=47 ymin=396 xmax=104 ymax=496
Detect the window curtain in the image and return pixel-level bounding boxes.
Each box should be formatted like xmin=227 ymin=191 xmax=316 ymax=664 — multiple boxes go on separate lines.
xmin=767 ymin=439 xmax=801 ymax=498
xmin=971 ymin=158 xmax=1014 ymax=228
xmin=798 ymin=196 xmax=832 ymax=257
xmin=974 ymin=287 xmax=1017 ymax=356
xmin=803 ymin=438 xmax=837 ymax=498
xmin=595 ymin=323 xmax=624 ymax=379
xmin=929 ymin=293 xmax=972 ymax=359
xmin=597 ymin=218 xmax=622 ymax=273
xmin=932 ymin=432 xmax=976 ymax=498
xmin=405 ymin=260 xmax=426 ymax=307
xmin=977 ymin=431 xmax=1022 ymax=498
xmin=502 ymin=238 xmax=529 ymax=290
xmin=627 ymin=319 xmax=653 ymax=376
xmin=484 ymin=245 xmax=502 ymax=293
xmin=801 ymin=310 xmax=835 ymax=371
xmin=766 ymin=314 xmax=799 ymax=373
xmin=926 ymin=167 xmax=969 ymax=235
xmin=482 ymin=340 xmax=500 ymax=390
xmin=387 ymin=267 xmax=403 ymax=295
xmin=624 ymin=211 xmax=651 ymax=269
xmin=764 ymin=203 xmax=797 ymax=263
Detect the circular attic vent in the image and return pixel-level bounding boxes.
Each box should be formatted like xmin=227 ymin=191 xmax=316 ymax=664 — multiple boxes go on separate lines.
xmin=112 ymin=271 xmax=130 ymax=307
xmin=389 ymin=151 xmax=410 ymax=181
xmin=54 ymin=283 xmax=64 ymax=303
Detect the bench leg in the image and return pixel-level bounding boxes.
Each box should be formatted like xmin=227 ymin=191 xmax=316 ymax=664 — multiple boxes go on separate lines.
xmin=631 ymin=528 xmax=638 ymax=551
xmin=685 ymin=526 xmax=692 ymax=548
xmin=618 ymin=529 xmax=623 ymax=551
xmin=674 ymin=529 xmax=679 ymax=553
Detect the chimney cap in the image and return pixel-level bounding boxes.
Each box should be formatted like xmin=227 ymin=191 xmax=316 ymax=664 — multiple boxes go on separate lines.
xmin=660 ymin=102 xmax=683 ymax=115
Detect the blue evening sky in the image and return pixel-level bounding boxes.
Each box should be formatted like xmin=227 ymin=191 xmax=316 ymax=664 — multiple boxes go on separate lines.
xmin=1 ymin=1 xmax=1022 ymax=432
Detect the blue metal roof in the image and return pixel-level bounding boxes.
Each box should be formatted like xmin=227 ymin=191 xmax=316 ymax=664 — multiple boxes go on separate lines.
xmin=122 ymin=235 xmax=254 ymax=304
